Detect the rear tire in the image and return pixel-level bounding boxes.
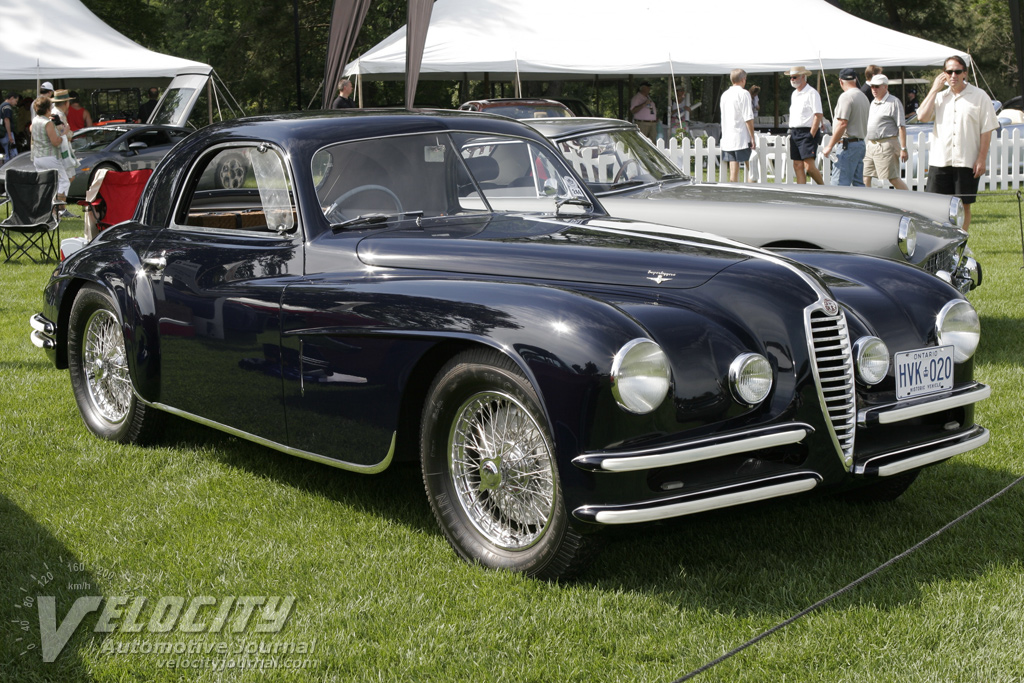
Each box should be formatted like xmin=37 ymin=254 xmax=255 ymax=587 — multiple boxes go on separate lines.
xmin=68 ymin=284 xmax=160 ymax=443
xmin=421 ymin=348 xmax=595 ymax=579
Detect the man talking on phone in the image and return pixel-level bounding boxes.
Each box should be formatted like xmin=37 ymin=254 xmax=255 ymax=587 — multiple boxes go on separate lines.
xmin=917 ymin=55 xmax=999 ymax=231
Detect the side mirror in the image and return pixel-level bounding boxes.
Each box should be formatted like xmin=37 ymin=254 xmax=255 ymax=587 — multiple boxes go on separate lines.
xmin=542 ymin=178 xmax=558 ymax=196
xmin=128 ymin=141 xmax=149 ymax=155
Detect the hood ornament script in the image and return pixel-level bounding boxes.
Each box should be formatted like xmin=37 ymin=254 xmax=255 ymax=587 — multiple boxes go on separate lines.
xmin=647 ymin=270 xmax=676 ymax=284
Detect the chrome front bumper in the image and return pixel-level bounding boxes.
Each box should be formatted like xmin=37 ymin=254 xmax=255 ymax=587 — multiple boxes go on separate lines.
xmin=30 ymin=313 xmax=56 ymax=350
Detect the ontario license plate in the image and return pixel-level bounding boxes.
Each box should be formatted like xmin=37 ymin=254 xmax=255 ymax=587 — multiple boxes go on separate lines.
xmin=895 ymin=345 xmax=954 ymax=400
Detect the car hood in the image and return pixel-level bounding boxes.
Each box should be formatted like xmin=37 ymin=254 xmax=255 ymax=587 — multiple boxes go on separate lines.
xmin=354 ymin=214 xmax=758 ymax=290
xmin=616 ymin=180 xmax=902 ymax=212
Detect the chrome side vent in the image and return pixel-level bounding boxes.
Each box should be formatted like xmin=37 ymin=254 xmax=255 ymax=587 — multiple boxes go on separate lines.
xmin=807 ymin=305 xmax=856 ymax=468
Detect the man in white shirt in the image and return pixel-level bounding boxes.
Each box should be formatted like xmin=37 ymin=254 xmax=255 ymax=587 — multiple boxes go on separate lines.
xmin=917 ymin=55 xmax=999 ymax=231
xmin=787 ymin=66 xmax=824 ymax=184
xmin=864 ymin=75 xmax=908 ymax=190
xmin=630 ymin=81 xmax=658 ymax=141
xmin=822 ymin=69 xmax=868 ymax=186
xmin=719 ymin=69 xmax=755 ymax=182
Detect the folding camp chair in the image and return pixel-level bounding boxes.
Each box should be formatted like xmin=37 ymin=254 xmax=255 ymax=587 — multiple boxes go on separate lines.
xmin=78 ymin=168 xmax=152 ymax=241
xmin=0 ymin=169 xmax=64 ymax=263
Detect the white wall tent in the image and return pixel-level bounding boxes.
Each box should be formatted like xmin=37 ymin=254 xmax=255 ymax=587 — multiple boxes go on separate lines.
xmin=345 ymin=0 xmax=966 ymax=80
xmin=0 ymin=0 xmax=211 ymax=88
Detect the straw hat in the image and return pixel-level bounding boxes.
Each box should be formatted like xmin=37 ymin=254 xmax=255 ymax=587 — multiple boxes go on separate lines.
xmin=786 ymin=66 xmax=812 ymax=77
xmin=51 ymin=89 xmax=73 ymax=103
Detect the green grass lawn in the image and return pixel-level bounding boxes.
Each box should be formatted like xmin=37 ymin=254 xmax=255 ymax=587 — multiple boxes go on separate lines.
xmin=2 ymin=200 xmax=1024 ymax=682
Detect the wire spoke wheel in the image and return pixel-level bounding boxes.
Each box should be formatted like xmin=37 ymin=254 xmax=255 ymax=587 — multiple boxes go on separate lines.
xmin=81 ymin=308 xmax=132 ymax=424
xmin=421 ymin=349 xmax=595 ymax=579
xmin=449 ymin=391 xmax=555 ymax=550
xmin=68 ymin=284 xmax=159 ymax=443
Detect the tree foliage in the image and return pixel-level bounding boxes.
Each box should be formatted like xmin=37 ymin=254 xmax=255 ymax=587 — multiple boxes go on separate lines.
xmin=80 ymin=0 xmax=1022 ymax=114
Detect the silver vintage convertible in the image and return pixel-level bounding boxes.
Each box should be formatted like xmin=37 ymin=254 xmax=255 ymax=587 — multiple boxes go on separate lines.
xmin=527 ymin=117 xmax=980 ymax=293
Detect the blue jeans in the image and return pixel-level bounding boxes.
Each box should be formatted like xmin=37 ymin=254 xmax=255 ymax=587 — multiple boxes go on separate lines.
xmin=830 ymin=140 xmax=865 ymax=186
xmin=0 ymin=135 xmax=16 ymax=162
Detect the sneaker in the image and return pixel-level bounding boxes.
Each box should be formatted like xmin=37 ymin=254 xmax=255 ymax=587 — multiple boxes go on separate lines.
xmin=60 ymin=209 xmax=78 ymax=219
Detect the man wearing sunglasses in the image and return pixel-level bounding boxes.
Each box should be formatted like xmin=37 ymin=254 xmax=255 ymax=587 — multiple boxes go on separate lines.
xmin=786 ymin=66 xmax=824 ymax=184
xmin=917 ymin=55 xmax=999 ymax=231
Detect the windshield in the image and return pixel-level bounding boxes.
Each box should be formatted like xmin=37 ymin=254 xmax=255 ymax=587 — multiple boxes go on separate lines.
xmin=554 ymin=127 xmax=689 ymax=194
xmin=71 ymin=128 xmax=127 ymax=153
xmin=151 ymin=88 xmax=196 ymax=127
xmin=311 ymin=131 xmax=589 ymax=227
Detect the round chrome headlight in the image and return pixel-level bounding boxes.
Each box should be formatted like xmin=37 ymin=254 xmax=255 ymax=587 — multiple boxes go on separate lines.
xmin=898 ymin=216 xmax=917 ymax=259
xmin=936 ymin=299 xmax=980 ymax=362
xmin=949 ymin=196 xmax=965 ymax=227
xmin=611 ymin=339 xmax=671 ymax=414
xmin=854 ymin=336 xmax=889 ymax=385
xmin=729 ymin=353 xmax=773 ymax=406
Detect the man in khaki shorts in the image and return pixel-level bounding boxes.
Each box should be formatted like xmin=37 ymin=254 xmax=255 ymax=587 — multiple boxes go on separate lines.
xmin=863 ymin=74 xmax=908 ymax=189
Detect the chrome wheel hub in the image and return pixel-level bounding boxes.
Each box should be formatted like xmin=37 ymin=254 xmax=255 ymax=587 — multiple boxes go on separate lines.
xmin=82 ymin=309 xmax=132 ymax=424
xmin=448 ymin=391 xmax=555 ymax=550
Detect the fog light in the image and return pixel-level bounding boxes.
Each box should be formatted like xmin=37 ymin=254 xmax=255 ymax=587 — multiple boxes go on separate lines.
xmin=611 ymin=339 xmax=671 ymax=414
xmin=854 ymin=336 xmax=889 ymax=385
xmin=729 ymin=353 xmax=773 ymax=405
xmin=936 ymin=300 xmax=980 ymax=362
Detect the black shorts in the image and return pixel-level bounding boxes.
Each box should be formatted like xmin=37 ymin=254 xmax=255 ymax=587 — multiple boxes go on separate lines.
xmin=789 ymin=127 xmax=822 ymax=161
xmin=926 ymin=166 xmax=980 ymax=204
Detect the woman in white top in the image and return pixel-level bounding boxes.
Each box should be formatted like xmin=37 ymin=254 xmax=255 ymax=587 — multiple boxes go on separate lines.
xmin=30 ymin=95 xmax=70 ymax=202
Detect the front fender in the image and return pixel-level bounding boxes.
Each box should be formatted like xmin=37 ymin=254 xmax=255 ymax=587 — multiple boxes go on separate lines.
xmin=45 ymin=232 xmax=161 ymax=401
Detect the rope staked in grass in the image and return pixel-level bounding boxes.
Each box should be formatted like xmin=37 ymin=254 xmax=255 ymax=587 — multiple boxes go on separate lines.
xmin=671 ymin=472 xmax=1024 ymax=682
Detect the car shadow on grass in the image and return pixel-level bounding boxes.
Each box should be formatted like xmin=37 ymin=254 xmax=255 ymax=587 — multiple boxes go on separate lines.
xmin=149 ymin=414 xmax=437 ymax=534
xmin=977 ymin=315 xmax=1024 ymax=365
xmin=584 ymin=460 xmax=1024 ymax=617
xmin=0 ymin=493 xmax=101 ymax=679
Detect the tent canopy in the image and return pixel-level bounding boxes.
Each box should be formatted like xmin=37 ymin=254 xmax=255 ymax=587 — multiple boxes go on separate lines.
xmin=346 ymin=0 xmax=966 ymax=81
xmin=0 ymin=0 xmax=211 ymax=88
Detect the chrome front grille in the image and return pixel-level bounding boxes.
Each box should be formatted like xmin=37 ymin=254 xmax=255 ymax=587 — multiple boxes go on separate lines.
xmin=807 ymin=306 xmax=856 ymax=468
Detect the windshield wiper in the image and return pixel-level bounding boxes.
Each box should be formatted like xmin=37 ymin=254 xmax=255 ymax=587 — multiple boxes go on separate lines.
xmin=331 ymin=211 xmax=424 ymax=232
xmin=609 ymin=179 xmax=647 ymax=189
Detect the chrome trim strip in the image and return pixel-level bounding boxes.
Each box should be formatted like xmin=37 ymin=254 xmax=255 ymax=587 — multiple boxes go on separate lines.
xmin=146 ymin=400 xmax=396 ymax=474
xmin=855 ymin=427 xmax=989 ymax=477
xmin=574 ymin=426 xmax=811 ymax=472
xmin=858 ymin=383 xmax=990 ymax=426
xmin=581 ymin=474 xmax=820 ymax=525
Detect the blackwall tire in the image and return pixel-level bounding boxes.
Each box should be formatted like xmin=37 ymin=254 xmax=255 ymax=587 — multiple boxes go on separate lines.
xmin=67 ymin=284 xmax=160 ymax=443
xmin=421 ymin=348 xmax=594 ymax=579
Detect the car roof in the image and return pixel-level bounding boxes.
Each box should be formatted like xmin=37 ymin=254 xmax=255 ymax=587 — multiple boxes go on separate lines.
xmin=524 ymin=117 xmax=633 ymax=138
xmin=462 ymin=98 xmax=569 ymax=107
xmin=188 ymin=109 xmax=556 ymax=148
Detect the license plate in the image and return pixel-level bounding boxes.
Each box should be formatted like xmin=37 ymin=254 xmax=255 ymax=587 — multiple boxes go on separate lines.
xmin=894 ymin=345 xmax=955 ymax=400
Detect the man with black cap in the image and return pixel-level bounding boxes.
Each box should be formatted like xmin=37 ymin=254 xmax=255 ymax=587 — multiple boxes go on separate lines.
xmin=822 ymin=68 xmax=869 ymax=186
xmin=786 ymin=66 xmax=824 ymax=184
xmin=630 ymin=81 xmax=658 ymax=141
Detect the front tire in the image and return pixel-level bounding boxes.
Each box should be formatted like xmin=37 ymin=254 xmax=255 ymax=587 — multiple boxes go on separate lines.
xmin=68 ymin=284 xmax=159 ymax=443
xmin=421 ymin=349 xmax=594 ymax=579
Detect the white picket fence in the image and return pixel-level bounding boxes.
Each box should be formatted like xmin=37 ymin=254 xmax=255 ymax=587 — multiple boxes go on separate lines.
xmin=655 ymin=129 xmax=1024 ymax=191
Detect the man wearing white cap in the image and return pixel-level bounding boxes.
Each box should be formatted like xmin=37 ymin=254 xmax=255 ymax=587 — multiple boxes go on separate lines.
xmin=864 ymin=74 xmax=908 ymax=190
xmin=786 ymin=66 xmax=824 ymax=184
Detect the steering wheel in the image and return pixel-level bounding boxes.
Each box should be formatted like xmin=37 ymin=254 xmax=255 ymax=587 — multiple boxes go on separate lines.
xmin=613 ymin=159 xmax=641 ymax=184
xmin=325 ymin=184 xmax=403 ymax=223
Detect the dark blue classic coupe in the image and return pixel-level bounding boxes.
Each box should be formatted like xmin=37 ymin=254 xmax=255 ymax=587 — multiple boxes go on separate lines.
xmin=30 ymin=111 xmax=990 ymax=578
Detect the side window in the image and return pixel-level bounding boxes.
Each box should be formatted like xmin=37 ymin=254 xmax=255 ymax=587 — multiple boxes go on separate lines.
xmin=454 ymin=134 xmax=586 ymax=212
xmin=175 ymin=146 xmax=296 ymax=234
